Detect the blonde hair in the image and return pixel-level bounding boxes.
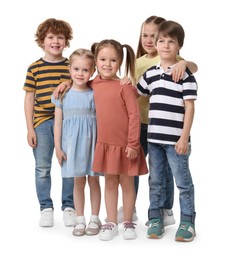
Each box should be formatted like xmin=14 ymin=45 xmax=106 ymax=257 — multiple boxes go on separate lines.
xmin=60 ymin=48 xmax=95 ymax=102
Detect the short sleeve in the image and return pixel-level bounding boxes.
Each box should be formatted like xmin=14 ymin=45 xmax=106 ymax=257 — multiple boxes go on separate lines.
xmin=51 ymin=94 xmax=62 ymax=108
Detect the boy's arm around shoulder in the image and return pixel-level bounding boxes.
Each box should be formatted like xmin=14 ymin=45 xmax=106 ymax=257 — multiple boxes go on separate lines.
xmin=53 ymin=81 xmax=71 ymax=99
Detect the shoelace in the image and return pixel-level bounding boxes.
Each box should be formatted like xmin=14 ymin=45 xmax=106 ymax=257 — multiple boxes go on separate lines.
xmin=150 ymin=221 xmax=160 ymax=227
xmin=124 ymin=222 xmax=136 ymax=230
xmin=179 ymin=224 xmax=187 ymax=230
xmin=101 ymin=223 xmax=115 ymax=231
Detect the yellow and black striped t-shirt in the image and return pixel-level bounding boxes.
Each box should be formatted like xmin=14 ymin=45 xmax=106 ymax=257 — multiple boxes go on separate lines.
xmin=23 ymin=58 xmax=70 ymax=128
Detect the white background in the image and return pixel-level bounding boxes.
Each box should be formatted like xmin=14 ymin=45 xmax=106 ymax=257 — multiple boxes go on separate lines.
xmin=1 ymin=0 xmax=227 ymax=259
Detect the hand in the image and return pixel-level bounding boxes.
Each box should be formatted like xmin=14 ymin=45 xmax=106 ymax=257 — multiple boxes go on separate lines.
xmin=120 ymin=76 xmax=132 ymax=85
xmin=125 ymin=147 xmax=138 ymax=159
xmin=56 ymin=150 xmax=67 ymax=165
xmin=27 ymin=129 xmax=37 ymax=148
xmin=53 ymin=81 xmax=71 ymax=99
xmin=175 ymin=139 xmax=188 ymax=155
xmin=171 ymin=60 xmax=186 ymax=82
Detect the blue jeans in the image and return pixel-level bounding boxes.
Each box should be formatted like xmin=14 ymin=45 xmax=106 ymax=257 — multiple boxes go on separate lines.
xmin=148 ymin=143 xmax=196 ymax=224
xmin=33 ymin=119 xmax=74 ymax=211
xmin=135 ymin=124 xmax=174 ymax=209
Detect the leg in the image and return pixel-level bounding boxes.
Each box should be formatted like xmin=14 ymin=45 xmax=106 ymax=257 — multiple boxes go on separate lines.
xmin=104 ymin=174 xmax=119 ymax=224
xmin=61 ymin=177 xmax=74 ymax=211
xmin=134 ymin=123 xmax=148 ymax=196
xmin=147 ymin=143 xmax=167 ymax=220
xmin=33 ymin=119 xmax=54 ymax=211
xmin=85 ymin=176 xmax=102 ymax=236
xmin=164 ymin=164 xmax=174 ymax=210
xmin=72 ymin=177 xmax=86 ymax=236
xmin=166 ymin=145 xmax=195 ymax=223
xmin=120 ymin=175 xmax=136 ymax=222
xmin=99 ymin=174 xmax=119 ymax=241
xmin=73 ymin=177 xmax=86 ymax=216
xmin=147 ymin=143 xmax=167 ymax=239
xmin=88 ymin=176 xmax=101 ymax=216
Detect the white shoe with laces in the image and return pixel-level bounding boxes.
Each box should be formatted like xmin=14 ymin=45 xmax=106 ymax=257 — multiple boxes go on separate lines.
xmin=39 ymin=208 xmax=53 ymax=227
xmin=123 ymin=221 xmax=137 ymax=240
xmin=63 ymin=207 xmax=76 ymax=227
xmin=99 ymin=222 xmax=118 ymax=241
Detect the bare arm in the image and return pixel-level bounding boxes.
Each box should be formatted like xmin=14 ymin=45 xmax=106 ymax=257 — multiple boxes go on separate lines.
xmin=54 ymin=106 xmax=66 ymax=165
xmin=24 ymin=91 xmax=36 ymax=147
xmin=175 ymin=100 xmax=195 ymax=155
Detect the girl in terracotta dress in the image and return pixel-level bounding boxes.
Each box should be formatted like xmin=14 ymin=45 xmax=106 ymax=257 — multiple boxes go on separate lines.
xmin=90 ymin=39 xmax=148 ymax=241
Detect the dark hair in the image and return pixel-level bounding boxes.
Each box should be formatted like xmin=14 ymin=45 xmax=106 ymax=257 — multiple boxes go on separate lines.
xmin=35 ymin=18 xmax=73 ymax=49
xmin=155 ymin=20 xmax=185 ymax=48
xmin=136 ymin=16 xmax=166 ymax=58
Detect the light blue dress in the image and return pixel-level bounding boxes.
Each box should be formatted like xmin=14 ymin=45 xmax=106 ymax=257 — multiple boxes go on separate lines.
xmin=52 ymin=89 xmax=98 ymax=178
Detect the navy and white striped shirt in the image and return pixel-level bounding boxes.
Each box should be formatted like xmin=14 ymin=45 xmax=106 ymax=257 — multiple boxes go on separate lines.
xmin=137 ymin=64 xmax=197 ymax=145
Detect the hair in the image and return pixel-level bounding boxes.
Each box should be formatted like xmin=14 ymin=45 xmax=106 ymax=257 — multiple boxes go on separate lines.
xmin=59 ymin=48 xmax=95 ymax=102
xmin=136 ymin=15 xmax=166 ymax=58
xmin=91 ymin=39 xmax=136 ymax=85
xmin=155 ymin=20 xmax=185 ymax=48
xmin=35 ymin=18 xmax=73 ymax=49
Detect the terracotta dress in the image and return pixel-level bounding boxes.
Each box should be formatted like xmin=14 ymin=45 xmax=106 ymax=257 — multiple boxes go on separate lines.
xmin=91 ymin=75 xmax=148 ymax=176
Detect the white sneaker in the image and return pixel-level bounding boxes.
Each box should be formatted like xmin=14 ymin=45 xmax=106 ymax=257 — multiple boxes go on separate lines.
xmin=99 ymin=222 xmax=118 ymax=241
xmin=63 ymin=207 xmax=76 ymax=227
xmin=39 ymin=208 xmax=53 ymax=227
xmin=163 ymin=209 xmax=175 ymax=226
xmin=123 ymin=222 xmax=137 ymax=240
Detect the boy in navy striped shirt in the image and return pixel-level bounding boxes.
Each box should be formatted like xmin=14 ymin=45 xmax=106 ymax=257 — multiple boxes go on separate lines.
xmin=137 ymin=20 xmax=197 ymax=242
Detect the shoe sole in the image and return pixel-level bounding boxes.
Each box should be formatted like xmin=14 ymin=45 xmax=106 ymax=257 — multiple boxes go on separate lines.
xmin=147 ymin=228 xmax=164 ymax=239
xmin=39 ymin=223 xmax=53 ymax=227
xmin=175 ymin=233 xmax=196 ymax=242
xmin=99 ymin=231 xmax=118 ymax=241
xmin=147 ymin=233 xmax=163 ymax=239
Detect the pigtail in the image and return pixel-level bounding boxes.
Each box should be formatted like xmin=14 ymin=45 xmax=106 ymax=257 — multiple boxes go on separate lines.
xmin=122 ymin=44 xmax=136 ymax=86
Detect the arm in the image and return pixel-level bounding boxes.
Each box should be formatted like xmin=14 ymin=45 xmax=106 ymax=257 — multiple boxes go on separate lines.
xmin=172 ymin=60 xmax=198 ymax=82
xmin=53 ymin=81 xmax=71 ymax=99
xmin=54 ymin=106 xmax=67 ymax=165
xmin=24 ymin=91 xmax=36 ymax=148
xmin=175 ymin=100 xmax=194 ymax=155
xmin=122 ymin=85 xmax=141 ymax=157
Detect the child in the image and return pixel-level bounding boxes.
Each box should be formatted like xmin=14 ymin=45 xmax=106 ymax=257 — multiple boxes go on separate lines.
xmin=91 ymin=39 xmax=148 ymax=241
xmin=23 ymin=18 xmax=76 ymax=227
xmin=118 ymin=15 xmax=198 ymax=226
xmin=137 ymin=20 xmax=197 ymax=242
xmin=52 ymin=48 xmax=102 ymax=236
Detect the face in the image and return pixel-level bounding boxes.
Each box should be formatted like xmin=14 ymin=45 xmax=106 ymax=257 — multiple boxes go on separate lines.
xmin=156 ymin=35 xmax=180 ymax=63
xmin=43 ymin=32 xmax=66 ymax=57
xmin=141 ymin=22 xmax=159 ymax=58
xmin=96 ymin=46 xmax=120 ymax=80
xmin=69 ymin=56 xmax=94 ymax=87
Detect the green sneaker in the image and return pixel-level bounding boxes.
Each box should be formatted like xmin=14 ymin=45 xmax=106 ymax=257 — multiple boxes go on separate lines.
xmin=175 ymin=221 xmax=196 ymax=242
xmin=147 ymin=218 xmax=164 ymax=239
